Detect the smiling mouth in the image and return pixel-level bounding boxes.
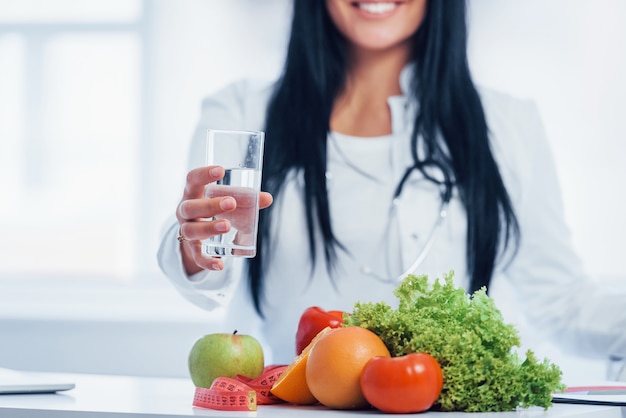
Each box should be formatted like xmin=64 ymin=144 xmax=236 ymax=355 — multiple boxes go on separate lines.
xmin=352 ymin=2 xmax=400 ymax=14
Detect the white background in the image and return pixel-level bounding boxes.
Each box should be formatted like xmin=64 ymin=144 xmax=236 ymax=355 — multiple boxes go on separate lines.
xmin=0 ymin=0 xmax=624 ymax=381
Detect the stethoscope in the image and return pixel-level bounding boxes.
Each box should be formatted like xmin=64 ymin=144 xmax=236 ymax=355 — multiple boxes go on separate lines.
xmin=360 ymin=159 xmax=453 ymax=283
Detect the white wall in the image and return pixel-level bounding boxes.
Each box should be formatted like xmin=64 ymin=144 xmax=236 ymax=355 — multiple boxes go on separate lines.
xmin=0 ymin=0 xmax=293 ymax=380
xmin=146 ymin=0 xmax=291 ymax=248
xmin=467 ymin=0 xmax=626 ymax=281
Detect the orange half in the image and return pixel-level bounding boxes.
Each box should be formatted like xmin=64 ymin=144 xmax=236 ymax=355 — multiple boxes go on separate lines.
xmin=270 ymin=327 xmax=332 ymax=404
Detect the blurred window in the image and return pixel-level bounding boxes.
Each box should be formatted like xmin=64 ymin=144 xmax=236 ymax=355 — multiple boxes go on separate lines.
xmin=0 ymin=0 xmax=144 ymax=282
xmin=0 ymin=0 xmax=140 ymax=22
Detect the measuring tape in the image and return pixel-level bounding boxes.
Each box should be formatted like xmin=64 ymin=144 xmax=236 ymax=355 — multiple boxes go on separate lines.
xmin=193 ymin=364 xmax=287 ymax=411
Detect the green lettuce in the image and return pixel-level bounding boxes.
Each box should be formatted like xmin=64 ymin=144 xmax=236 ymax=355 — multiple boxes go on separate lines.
xmin=345 ymin=272 xmax=565 ymax=412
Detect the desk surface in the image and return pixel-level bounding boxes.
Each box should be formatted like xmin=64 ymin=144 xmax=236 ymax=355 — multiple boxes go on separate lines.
xmin=0 ymin=372 xmax=623 ymax=418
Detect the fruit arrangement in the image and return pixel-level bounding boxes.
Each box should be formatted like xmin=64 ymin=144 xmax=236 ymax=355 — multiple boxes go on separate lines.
xmin=188 ymin=272 xmax=565 ymax=413
xmin=272 ymin=312 xmax=443 ymax=413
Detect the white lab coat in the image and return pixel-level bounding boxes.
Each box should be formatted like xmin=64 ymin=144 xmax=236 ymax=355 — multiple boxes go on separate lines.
xmin=158 ymin=67 xmax=626 ymax=369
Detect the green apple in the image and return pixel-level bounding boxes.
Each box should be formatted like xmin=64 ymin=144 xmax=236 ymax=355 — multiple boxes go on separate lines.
xmin=188 ymin=330 xmax=265 ymax=388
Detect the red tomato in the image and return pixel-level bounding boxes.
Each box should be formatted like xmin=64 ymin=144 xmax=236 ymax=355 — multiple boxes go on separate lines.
xmin=360 ymin=353 xmax=443 ymax=414
xmin=295 ymin=307 xmax=345 ymax=354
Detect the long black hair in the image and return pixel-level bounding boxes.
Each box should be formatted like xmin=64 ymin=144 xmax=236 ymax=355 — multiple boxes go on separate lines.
xmin=247 ymin=0 xmax=519 ymax=315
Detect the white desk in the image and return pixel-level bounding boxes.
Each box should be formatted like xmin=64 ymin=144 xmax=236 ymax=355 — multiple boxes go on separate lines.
xmin=0 ymin=372 xmax=623 ymax=418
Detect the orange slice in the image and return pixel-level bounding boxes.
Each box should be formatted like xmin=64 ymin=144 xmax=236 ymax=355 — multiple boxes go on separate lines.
xmin=270 ymin=327 xmax=333 ymax=404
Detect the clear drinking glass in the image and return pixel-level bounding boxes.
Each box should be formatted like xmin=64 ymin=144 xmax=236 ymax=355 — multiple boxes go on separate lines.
xmin=202 ymin=129 xmax=265 ymax=257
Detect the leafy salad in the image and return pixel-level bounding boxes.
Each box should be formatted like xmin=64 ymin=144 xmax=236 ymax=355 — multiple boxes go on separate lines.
xmin=344 ymin=271 xmax=565 ymax=412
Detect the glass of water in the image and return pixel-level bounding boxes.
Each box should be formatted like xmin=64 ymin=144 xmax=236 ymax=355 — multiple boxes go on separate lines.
xmin=202 ymin=129 xmax=265 ymax=257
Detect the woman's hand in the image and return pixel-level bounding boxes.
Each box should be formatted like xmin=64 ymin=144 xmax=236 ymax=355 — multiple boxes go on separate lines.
xmin=176 ymin=166 xmax=273 ymax=276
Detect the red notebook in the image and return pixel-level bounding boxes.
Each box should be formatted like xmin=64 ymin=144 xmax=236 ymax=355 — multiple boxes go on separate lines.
xmin=552 ymin=385 xmax=626 ymax=406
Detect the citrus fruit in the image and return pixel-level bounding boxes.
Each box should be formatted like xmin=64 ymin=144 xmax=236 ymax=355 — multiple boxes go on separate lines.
xmin=270 ymin=327 xmax=332 ymax=404
xmin=305 ymin=326 xmax=390 ymax=409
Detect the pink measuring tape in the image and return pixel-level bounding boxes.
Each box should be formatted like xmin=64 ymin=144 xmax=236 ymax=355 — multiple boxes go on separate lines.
xmin=193 ymin=365 xmax=287 ymax=411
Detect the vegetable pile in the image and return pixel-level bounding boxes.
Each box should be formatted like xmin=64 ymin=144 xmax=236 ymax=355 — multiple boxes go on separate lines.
xmin=344 ymin=271 xmax=565 ymax=412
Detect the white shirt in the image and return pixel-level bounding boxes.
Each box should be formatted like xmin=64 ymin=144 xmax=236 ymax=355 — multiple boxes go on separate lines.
xmin=158 ymin=68 xmax=626 ymax=366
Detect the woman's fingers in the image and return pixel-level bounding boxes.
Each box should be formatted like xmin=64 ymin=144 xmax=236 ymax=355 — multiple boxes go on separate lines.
xmin=177 ymin=195 xmax=234 ymax=272
xmin=259 ymin=191 xmax=273 ymax=209
xmin=179 ymin=192 xmax=272 ymax=222
xmin=180 ymin=240 xmax=224 ymax=271
xmin=184 ymin=166 xmax=225 ymax=199
xmin=177 ymin=196 xmax=236 ymax=221
xmin=177 ymin=166 xmax=274 ymax=274
xmin=179 ymin=218 xmax=231 ymax=241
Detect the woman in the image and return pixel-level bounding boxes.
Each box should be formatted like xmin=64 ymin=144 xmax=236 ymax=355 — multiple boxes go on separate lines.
xmin=158 ymin=0 xmax=626 ymax=367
